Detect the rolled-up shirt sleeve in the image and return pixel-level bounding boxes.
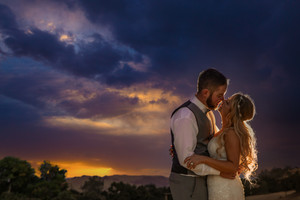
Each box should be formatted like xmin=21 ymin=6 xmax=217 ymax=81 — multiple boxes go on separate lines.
xmin=172 ymin=116 xmax=197 ymax=167
xmin=193 ymin=163 xmax=220 ymax=176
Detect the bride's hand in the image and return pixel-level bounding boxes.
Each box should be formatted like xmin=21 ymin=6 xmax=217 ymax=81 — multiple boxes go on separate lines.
xmin=184 ymin=154 xmax=207 ymax=169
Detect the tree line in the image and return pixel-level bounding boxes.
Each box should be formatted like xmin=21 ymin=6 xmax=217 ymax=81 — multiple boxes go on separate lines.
xmin=0 ymin=156 xmax=299 ymax=200
xmin=242 ymin=166 xmax=300 ymax=196
xmin=0 ymin=156 xmax=170 ymax=200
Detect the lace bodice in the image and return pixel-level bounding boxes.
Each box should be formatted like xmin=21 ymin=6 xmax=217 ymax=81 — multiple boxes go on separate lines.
xmin=208 ymin=134 xmax=227 ymax=160
xmin=206 ymin=133 xmax=245 ymax=200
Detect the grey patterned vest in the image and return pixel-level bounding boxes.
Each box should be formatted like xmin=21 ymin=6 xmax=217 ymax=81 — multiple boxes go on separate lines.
xmin=170 ymin=100 xmax=215 ymax=175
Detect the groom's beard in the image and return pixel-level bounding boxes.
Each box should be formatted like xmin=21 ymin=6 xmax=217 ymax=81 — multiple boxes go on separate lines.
xmin=206 ymin=94 xmax=216 ymax=110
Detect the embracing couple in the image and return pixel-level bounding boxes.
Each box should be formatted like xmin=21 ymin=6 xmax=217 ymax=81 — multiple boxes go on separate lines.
xmin=169 ymin=68 xmax=257 ymax=200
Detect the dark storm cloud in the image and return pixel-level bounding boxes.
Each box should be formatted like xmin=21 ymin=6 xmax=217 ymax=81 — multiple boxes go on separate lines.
xmin=65 ymin=33 xmax=143 ymax=77
xmin=59 ymin=90 xmax=140 ymax=119
xmin=3 ymin=28 xmax=143 ymax=83
xmin=104 ymin=64 xmax=148 ymax=87
xmin=76 ymin=0 xmax=300 ymax=90
xmin=0 ymin=4 xmax=18 ymax=31
xmin=2 ymin=0 xmax=300 ymax=91
xmin=77 ymin=0 xmax=269 ymax=70
xmin=0 ymin=3 xmax=147 ymax=87
xmin=0 ymin=75 xmax=52 ymax=111
xmin=4 ymin=28 xmax=75 ymax=63
xmin=0 ymin=59 xmax=64 ymax=113
xmin=0 ymin=57 xmax=143 ymax=119
xmin=0 ymin=95 xmax=41 ymax=125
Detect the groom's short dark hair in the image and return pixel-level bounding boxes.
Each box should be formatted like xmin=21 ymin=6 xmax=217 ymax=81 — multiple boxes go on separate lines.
xmin=197 ymin=68 xmax=228 ymax=93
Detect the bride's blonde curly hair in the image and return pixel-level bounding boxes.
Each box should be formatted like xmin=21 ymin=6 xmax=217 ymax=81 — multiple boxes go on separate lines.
xmin=217 ymin=93 xmax=258 ymax=182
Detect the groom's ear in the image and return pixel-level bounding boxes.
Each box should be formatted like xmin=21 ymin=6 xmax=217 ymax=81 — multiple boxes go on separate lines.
xmin=202 ymin=88 xmax=210 ymax=98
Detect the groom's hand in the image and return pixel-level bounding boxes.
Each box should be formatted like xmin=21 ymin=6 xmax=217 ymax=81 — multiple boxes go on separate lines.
xmin=220 ymin=172 xmax=236 ymax=179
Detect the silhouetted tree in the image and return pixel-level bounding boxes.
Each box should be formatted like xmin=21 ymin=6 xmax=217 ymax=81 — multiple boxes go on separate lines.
xmin=52 ymin=190 xmax=78 ymax=200
xmin=80 ymin=176 xmax=105 ymax=200
xmin=242 ymin=167 xmax=300 ymax=196
xmin=0 ymin=157 xmax=38 ymax=196
xmin=0 ymin=192 xmax=31 ymax=200
xmin=136 ymin=184 xmax=168 ymax=200
xmin=39 ymin=161 xmax=67 ymax=184
xmin=280 ymin=170 xmax=300 ymax=193
xmin=106 ymin=182 xmax=170 ymax=200
xmin=107 ymin=182 xmax=138 ymax=200
xmin=32 ymin=161 xmax=68 ymax=200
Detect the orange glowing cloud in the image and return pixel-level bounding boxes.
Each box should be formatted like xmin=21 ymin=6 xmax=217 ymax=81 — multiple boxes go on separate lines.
xmin=106 ymin=84 xmax=181 ymax=108
xmin=28 ymin=159 xmax=170 ymax=178
xmin=59 ymin=89 xmax=97 ymax=103
xmin=30 ymin=160 xmax=115 ymax=178
xmin=44 ymin=116 xmax=113 ymax=131
xmin=59 ymin=34 xmax=75 ymax=43
xmin=44 ymin=84 xmax=182 ymax=136
xmin=56 ymin=162 xmax=115 ymax=178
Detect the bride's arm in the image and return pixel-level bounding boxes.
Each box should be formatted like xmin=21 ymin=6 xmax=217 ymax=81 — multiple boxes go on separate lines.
xmin=185 ymin=129 xmax=240 ymax=174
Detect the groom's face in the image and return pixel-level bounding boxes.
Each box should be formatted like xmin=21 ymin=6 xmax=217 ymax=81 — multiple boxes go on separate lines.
xmin=206 ymin=85 xmax=227 ymax=110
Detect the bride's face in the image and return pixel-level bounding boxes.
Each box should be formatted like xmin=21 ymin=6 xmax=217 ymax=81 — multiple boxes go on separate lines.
xmin=218 ymin=98 xmax=231 ymax=117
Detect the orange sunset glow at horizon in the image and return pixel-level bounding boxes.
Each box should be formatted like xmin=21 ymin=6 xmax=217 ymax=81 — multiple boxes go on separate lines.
xmin=28 ymin=160 xmax=170 ymax=178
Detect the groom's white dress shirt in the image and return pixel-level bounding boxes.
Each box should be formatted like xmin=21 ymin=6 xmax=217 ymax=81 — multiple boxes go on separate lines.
xmin=171 ymin=95 xmax=220 ymax=176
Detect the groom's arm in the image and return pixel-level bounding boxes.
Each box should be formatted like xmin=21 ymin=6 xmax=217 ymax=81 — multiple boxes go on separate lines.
xmin=171 ymin=108 xmax=220 ymax=176
xmin=172 ymin=114 xmax=197 ymax=167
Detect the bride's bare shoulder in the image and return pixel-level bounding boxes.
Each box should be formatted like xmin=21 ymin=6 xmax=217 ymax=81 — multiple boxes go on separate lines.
xmin=224 ymin=128 xmax=239 ymax=142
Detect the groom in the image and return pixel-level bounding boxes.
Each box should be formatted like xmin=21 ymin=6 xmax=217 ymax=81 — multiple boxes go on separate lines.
xmin=169 ymin=68 xmax=230 ymax=200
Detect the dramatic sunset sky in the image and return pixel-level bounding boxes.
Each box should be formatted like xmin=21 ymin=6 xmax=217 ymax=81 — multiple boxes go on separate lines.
xmin=0 ymin=0 xmax=299 ymax=178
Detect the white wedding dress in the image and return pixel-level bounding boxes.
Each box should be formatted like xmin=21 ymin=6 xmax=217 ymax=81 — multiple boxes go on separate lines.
xmin=206 ymin=135 xmax=245 ymax=200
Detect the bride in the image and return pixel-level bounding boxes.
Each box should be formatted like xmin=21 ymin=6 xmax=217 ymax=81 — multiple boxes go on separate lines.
xmin=184 ymin=93 xmax=258 ymax=200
